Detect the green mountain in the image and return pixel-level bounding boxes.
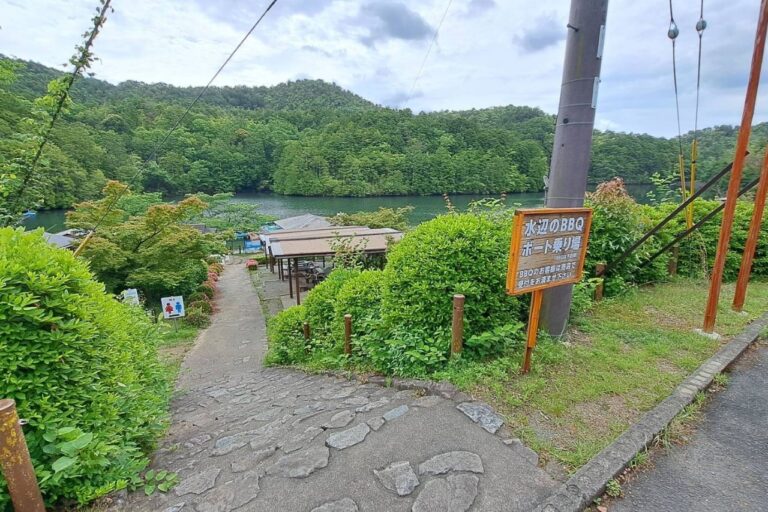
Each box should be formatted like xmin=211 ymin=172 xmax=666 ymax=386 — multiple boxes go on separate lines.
xmin=1 ymin=56 xmax=765 ymax=210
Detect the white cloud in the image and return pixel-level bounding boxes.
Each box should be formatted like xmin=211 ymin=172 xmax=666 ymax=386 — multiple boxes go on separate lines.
xmin=0 ymin=0 xmax=766 ymax=136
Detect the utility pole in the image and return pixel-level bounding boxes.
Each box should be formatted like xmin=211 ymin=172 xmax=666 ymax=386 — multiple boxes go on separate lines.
xmin=540 ymin=0 xmax=609 ymax=336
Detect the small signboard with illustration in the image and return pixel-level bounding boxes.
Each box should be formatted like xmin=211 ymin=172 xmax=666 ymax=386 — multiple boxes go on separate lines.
xmin=161 ymin=296 xmax=185 ymax=319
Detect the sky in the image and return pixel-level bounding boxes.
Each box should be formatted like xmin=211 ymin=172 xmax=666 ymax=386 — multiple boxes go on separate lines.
xmin=1 ymin=0 xmax=767 ymax=137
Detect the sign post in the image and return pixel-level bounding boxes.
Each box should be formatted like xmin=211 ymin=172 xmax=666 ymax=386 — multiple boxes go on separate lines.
xmin=161 ymin=296 xmax=186 ymax=320
xmin=506 ymin=208 xmax=593 ymax=373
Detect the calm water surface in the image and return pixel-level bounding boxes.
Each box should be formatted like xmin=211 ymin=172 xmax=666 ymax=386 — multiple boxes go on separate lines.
xmin=24 ymin=186 xmax=653 ymax=232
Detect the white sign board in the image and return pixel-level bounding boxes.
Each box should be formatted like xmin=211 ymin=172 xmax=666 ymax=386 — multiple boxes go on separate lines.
xmin=121 ymin=288 xmax=140 ymax=305
xmin=161 ymin=296 xmax=185 ymax=319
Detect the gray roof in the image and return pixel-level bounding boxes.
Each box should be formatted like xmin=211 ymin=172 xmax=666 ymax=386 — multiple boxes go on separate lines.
xmin=273 ymin=214 xmax=331 ymax=231
xmin=43 ymin=232 xmax=75 ymax=249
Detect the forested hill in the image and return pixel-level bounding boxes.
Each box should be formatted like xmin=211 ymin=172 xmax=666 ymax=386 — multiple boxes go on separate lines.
xmin=2 ymin=56 xmax=766 ymax=209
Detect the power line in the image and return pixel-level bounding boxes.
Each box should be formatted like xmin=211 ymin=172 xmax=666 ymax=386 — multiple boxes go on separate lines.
xmin=84 ymin=0 xmax=279 ymax=240
xmin=406 ymin=0 xmax=454 ymax=105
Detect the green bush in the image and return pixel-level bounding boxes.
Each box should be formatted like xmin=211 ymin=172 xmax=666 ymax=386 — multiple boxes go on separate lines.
xmin=585 ymin=179 xmax=668 ymax=293
xmin=303 ymin=268 xmax=361 ymax=347
xmin=332 ymin=270 xmax=385 ymax=341
xmin=381 ymin=213 xmax=523 ymax=339
xmin=265 ymin=305 xmax=307 ymax=364
xmin=197 ymin=281 xmax=216 ymax=299
xmin=184 ymin=305 xmax=211 ymax=328
xmin=0 ymin=228 xmax=171 ymax=508
xmin=189 ymin=299 xmax=213 ymax=314
xmin=355 ymin=325 xmax=449 ymax=376
xmin=464 ymin=322 xmax=525 ymax=359
xmin=653 ymin=199 xmax=768 ymax=280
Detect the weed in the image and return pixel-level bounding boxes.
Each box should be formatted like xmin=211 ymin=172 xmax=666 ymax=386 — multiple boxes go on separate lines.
xmin=712 ymin=373 xmax=729 ymax=387
xmin=605 ymin=479 xmax=622 ymax=498
xmin=629 ymin=449 xmax=649 ymax=469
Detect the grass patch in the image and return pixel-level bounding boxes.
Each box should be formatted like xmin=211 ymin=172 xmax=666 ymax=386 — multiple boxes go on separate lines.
xmin=156 ymin=321 xmax=200 ymax=371
xmin=438 ymin=278 xmax=768 ymax=472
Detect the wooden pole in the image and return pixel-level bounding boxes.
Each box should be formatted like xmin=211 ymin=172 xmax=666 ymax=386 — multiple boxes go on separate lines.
xmin=451 ymin=294 xmax=465 ymax=356
xmin=522 ymin=290 xmax=544 ymax=374
xmin=733 ymin=146 xmax=768 ymax=311
xmin=344 ymin=314 xmax=352 ymax=355
xmin=294 ymin=258 xmax=301 ymax=306
xmin=303 ymin=322 xmax=310 ymax=340
xmin=0 ymin=399 xmax=45 ymax=512
xmin=668 ymin=246 xmax=679 ymax=276
xmin=703 ymin=0 xmax=768 ymax=332
xmin=594 ymin=263 xmax=605 ymax=302
xmin=287 ymin=260 xmax=293 ymax=298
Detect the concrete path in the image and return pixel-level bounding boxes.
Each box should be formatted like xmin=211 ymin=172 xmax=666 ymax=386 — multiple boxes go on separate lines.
xmin=613 ymin=342 xmax=768 ymax=512
xmin=126 ymin=262 xmax=557 ymax=512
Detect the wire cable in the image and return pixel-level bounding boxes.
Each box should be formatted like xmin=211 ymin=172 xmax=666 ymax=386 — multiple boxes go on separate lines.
xmin=83 ymin=0 xmax=279 ymax=241
xmin=406 ymin=0 xmax=454 ymax=104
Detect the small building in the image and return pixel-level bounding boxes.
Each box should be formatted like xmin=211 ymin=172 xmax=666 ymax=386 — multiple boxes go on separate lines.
xmin=272 ymin=214 xmax=331 ymax=231
xmin=42 ymin=231 xmax=77 ymax=250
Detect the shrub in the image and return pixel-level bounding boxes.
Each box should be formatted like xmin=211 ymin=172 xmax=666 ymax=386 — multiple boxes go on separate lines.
xmin=0 ymin=228 xmax=171 ymax=507
xmin=302 ymin=268 xmax=361 ymax=347
xmin=356 ymin=325 xmax=449 ymax=377
xmin=197 ymin=281 xmax=216 ymax=299
xmin=265 ymin=305 xmax=307 ymax=364
xmin=189 ymin=299 xmax=213 ymax=314
xmin=585 ymin=178 xmax=668 ymax=293
xmin=184 ymin=305 xmax=211 ymax=328
xmin=332 ymin=270 xmax=385 ymax=341
xmin=208 ymin=262 xmax=224 ymax=275
xmin=381 ymin=213 xmax=523 ymax=340
xmin=464 ymin=322 xmax=525 ymax=360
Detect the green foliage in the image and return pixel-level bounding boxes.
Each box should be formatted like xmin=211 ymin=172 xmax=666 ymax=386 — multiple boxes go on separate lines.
xmin=329 ymin=206 xmax=413 ymax=231
xmin=302 ymin=268 xmax=361 ymax=347
xmin=585 ymin=179 xmax=668 ymax=293
xmin=192 ymin=192 xmax=275 ymax=232
xmin=332 ymin=270 xmax=385 ymax=340
xmin=382 ymin=212 xmax=523 ymax=339
xmin=184 ymin=305 xmax=211 ymax=328
xmin=464 ymin=322 xmax=525 ymax=360
xmin=356 ymin=325 xmax=450 ymax=377
xmin=0 ymin=228 xmax=171 ymax=507
xmin=5 ymin=55 xmax=768 ymax=207
xmin=66 ymin=182 xmax=225 ymax=304
xmin=605 ymin=479 xmax=622 ymax=498
xmin=138 ymin=468 xmax=178 ymax=496
xmin=265 ymin=305 xmax=307 ymax=364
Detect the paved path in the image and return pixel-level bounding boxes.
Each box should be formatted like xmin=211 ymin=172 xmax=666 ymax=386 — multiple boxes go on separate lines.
xmin=613 ymin=342 xmax=768 ymax=512
xmin=127 ymin=262 xmax=557 ymax=512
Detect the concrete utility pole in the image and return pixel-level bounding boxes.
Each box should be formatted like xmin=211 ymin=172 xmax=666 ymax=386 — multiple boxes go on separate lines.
xmin=540 ymin=0 xmax=609 ymax=336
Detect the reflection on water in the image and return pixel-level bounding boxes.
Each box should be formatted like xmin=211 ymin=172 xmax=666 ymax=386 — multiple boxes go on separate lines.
xmin=24 ymin=185 xmax=655 ymax=232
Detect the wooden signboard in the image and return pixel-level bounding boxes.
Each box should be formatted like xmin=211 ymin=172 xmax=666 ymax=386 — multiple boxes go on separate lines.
xmin=506 ymin=207 xmax=593 ymax=373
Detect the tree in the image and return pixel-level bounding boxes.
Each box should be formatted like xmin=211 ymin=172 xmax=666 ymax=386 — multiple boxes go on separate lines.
xmin=66 ymin=182 xmax=225 ymax=303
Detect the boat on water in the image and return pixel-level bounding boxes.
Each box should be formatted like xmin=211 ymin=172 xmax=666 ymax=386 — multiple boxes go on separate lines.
xmin=22 ymin=210 xmax=37 ymax=220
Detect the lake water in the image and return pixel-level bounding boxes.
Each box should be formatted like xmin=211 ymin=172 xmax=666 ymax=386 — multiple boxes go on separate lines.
xmin=24 ymin=186 xmax=653 ymax=232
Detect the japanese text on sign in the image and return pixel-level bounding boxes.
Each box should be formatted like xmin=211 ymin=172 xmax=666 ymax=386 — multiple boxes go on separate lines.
xmin=506 ymin=208 xmax=593 ymax=295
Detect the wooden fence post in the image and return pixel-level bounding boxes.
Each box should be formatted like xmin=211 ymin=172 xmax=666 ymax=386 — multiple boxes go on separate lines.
xmin=594 ymin=263 xmax=605 ymax=302
xmin=303 ymin=322 xmax=310 ymax=340
xmin=344 ymin=314 xmax=352 ymax=355
xmin=0 ymin=399 xmax=45 ymax=512
xmin=668 ymin=246 xmax=679 ymax=276
xmin=451 ymin=294 xmax=465 ymax=356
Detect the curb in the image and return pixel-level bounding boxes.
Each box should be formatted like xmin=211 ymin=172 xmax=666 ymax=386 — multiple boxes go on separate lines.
xmin=533 ymin=311 xmax=768 ymax=512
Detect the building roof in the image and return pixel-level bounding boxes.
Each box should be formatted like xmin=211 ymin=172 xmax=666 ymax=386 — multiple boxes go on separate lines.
xmin=43 ymin=231 xmax=75 ymax=249
xmin=273 ymin=214 xmax=331 ymax=231
xmin=269 ymin=227 xmax=403 ymax=259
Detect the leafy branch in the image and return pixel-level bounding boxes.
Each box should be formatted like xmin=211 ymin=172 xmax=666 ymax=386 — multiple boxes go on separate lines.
xmin=2 ymin=0 xmax=113 ymax=226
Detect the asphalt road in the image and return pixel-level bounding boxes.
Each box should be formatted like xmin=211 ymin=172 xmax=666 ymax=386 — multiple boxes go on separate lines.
xmin=613 ymin=341 xmax=768 ymax=512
